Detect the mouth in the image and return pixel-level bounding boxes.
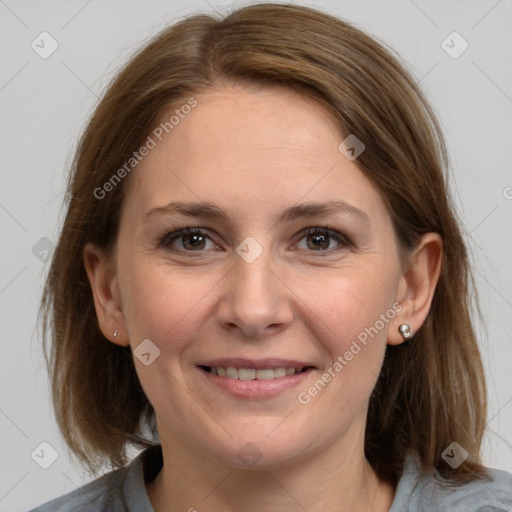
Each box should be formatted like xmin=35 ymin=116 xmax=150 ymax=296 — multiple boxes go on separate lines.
xmin=198 ymin=365 xmax=313 ymax=380
xmin=196 ymin=359 xmax=316 ymax=399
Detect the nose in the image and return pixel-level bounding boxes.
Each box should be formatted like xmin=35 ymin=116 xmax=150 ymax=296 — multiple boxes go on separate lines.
xmin=216 ymin=247 xmax=294 ymax=340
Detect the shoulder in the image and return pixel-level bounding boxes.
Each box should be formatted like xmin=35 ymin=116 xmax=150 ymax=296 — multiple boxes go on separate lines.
xmin=436 ymin=467 xmax=512 ymax=511
xmin=28 ymin=468 xmax=128 ymax=512
xmin=28 ymin=446 xmax=160 ymax=512
xmin=391 ymin=452 xmax=512 ymax=512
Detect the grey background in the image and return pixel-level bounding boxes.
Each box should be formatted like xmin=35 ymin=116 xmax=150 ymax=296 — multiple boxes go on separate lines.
xmin=1 ymin=0 xmax=511 ymax=510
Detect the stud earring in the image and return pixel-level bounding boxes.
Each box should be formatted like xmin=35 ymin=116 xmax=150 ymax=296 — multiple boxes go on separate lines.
xmin=113 ymin=329 xmax=118 ymax=339
xmin=398 ymin=324 xmax=412 ymax=346
xmin=398 ymin=324 xmax=412 ymax=340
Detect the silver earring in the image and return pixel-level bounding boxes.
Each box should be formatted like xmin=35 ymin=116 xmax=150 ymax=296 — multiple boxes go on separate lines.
xmin=398 ymin=324 xmax=412 ymax=339
xmin=113 ymin=329 xmax=118 ymax=339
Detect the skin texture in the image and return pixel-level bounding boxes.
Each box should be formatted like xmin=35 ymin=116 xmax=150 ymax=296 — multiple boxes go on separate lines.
xmin=84 ymin=85 xmax=442 ymax=511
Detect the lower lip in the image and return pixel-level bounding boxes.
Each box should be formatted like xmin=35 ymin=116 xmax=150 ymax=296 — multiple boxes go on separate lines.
xmin=198 ymin=367 xmax=314 ymax=399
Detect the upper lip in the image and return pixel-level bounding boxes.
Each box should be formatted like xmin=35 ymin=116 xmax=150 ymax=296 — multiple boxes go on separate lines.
xmin=197 ymin=358 xmax=315 ymax=370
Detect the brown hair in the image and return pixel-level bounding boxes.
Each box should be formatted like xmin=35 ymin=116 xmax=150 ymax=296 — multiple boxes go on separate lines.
xmin=41 ymin=2 xmax=487 ymax=482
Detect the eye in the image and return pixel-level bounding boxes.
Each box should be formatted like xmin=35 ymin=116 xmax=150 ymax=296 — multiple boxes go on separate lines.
xmin=295 ymin=226 xmax=350 ymax=253
xmin=159 ymin=225 xmax=350 ymax=255
xmin=160 ymin=227 xmax=217 ymax=252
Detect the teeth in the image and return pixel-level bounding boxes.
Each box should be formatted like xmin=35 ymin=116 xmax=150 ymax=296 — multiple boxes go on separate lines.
xmin=256 ymin=368 xmax=274 ymax=380
xmin=226 ymin=367 xmax=238 ymax=379
xmin=210 ymin=366 xmax=305 ymax=380
xmin=238 ymin=368 xmax=256 ymax=380
xmin=273 ymin=367 xmax=287 ymax=378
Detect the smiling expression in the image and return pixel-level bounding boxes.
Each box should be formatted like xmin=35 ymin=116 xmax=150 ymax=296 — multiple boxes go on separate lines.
xmin=109 ymin=84 xmax=406 ymax=468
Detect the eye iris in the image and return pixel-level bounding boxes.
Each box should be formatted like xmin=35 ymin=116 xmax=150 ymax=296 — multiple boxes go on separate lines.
xmin=183 ymin=233 xmax=205 ymax=250
xmin=307 ymin=233 xmax=329 ymax=250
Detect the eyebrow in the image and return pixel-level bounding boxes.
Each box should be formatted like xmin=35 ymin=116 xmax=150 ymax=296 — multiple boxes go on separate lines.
xmin=143 ymin=200 xmax=370 ymax=226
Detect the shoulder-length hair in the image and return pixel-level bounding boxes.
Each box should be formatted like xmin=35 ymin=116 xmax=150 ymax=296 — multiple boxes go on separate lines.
xmin=41 ymin=2 xmax=487 ymax=482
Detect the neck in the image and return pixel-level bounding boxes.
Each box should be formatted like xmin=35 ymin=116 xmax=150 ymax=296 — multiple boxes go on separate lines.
xmin=147 ymin=424 xmax=395 ymax=512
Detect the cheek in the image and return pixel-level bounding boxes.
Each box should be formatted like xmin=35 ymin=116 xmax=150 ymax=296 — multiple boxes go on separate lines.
xmin=120 ymin=254 xmax=398 ymax=356
xmin=295 ymin=274 xmax=395 ymax=414
xmin=303 ymin=265 xmax=397 ymax=352
xmin=119 ymin=259 xmax=218 ymax=351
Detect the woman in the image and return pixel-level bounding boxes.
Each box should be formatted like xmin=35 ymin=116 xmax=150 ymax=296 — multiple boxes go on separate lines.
xmin=32 ymin=3 xmax=512 ymax=511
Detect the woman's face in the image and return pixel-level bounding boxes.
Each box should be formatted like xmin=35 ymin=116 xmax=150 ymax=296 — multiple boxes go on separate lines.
xmin=114 ymin=85 xmax=406 ymax=468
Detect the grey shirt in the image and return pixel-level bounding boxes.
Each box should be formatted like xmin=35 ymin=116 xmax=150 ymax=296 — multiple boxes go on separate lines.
xmin=30 ymin=446 xmax=512 ymax=511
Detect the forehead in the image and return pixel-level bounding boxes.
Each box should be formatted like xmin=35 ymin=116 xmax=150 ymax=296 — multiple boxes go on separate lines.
xmin=123 ymin=85 xmax=388 ymax=227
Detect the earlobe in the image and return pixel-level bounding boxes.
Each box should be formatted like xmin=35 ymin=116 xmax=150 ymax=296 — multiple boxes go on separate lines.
xmin=388 ymin=232 xmax=442 ymax=346
xmin=83 ymin=243 xmax=129 ymax=346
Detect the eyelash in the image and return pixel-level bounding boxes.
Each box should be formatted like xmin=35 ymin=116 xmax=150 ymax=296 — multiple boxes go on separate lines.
xmin=158 ymin=225 xmax=351 ymax=256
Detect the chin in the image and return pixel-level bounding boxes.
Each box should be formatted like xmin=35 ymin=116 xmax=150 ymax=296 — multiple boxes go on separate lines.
xmin=208 ymin=423 xmax=314 ymax=471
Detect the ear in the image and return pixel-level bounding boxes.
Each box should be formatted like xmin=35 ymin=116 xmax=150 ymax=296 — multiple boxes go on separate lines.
xmin=388 ymin=232 xmax=442 ymax=346
xmin=83 ymin=242 xmax=129 ymax=346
